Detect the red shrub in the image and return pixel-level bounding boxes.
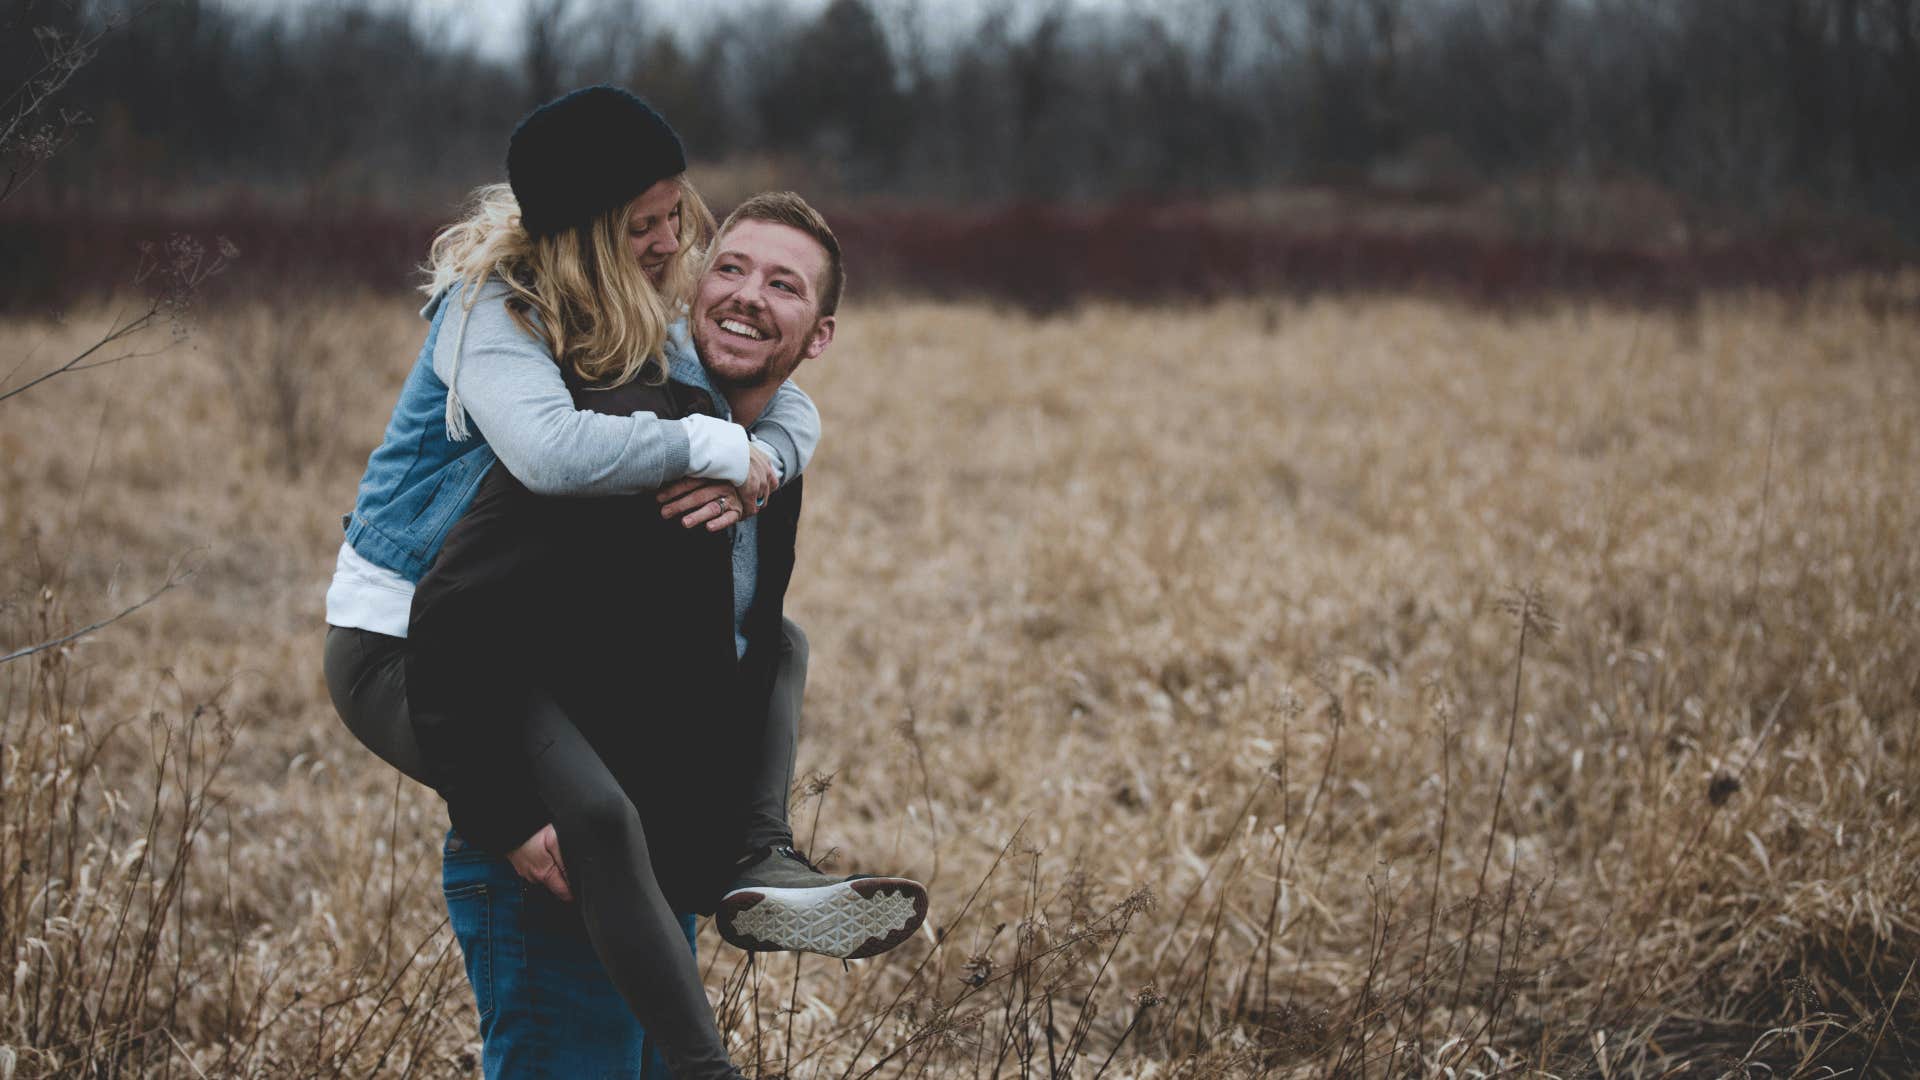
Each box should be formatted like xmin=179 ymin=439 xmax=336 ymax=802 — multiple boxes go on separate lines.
xmin=0 ymin=199 xmax=1901 ymax=314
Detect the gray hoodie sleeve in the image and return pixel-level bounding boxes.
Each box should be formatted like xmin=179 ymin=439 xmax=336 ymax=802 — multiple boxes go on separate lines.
xmin=434 ymin=282 xmax=817 ymax=495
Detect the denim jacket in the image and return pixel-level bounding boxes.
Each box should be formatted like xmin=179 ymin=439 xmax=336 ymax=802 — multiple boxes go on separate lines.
xmin=341 ymin=294 xmax=495 ymax=582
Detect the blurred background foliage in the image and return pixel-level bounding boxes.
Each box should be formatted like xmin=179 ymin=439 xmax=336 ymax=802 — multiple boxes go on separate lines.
xmin=3 ymin=0 xmax=1918 ymax=306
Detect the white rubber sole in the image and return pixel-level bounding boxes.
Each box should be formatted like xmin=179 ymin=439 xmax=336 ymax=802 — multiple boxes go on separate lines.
xmin=715 ymin=877 xmax=928 ymax=959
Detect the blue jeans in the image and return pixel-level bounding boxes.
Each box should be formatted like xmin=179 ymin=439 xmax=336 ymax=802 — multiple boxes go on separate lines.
xmin=442 ymin=831 xmax=698 ymax=1079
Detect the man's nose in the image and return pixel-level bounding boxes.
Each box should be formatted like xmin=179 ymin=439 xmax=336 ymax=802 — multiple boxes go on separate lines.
xmin=733 ymin=275 xmax=767 ymax=307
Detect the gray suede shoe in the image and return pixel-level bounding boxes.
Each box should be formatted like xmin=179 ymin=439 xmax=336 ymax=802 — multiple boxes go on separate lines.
xmin=715 ymin=847 xmax=928 ymax=960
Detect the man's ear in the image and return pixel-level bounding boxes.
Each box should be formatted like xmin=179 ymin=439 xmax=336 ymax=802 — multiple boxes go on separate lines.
xmin=800 ymin=315 xmax=835 ymax=362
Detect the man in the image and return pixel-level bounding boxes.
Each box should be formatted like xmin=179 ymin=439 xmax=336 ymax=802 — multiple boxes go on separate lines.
xmin=411 ymin=192 xmax=924 ymax=1079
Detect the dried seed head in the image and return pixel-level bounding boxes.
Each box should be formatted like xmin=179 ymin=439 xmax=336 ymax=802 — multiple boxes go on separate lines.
xmin=961 ymin=953 xmax=994 ymax=987
xmin=1708 ymin=771 xmax=1741 ymax=806
xmin=1498 ymin=583 xmax=1560 ymax=641
xmin=1275 ymin=687 xmax=1304 ymax=723
xmin=1784 ymin=975 xmax=1819 ymax=1007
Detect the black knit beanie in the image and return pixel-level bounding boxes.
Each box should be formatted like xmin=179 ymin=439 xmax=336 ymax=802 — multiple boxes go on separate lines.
xmin=507 ymin=85 xmax=687 ymax=238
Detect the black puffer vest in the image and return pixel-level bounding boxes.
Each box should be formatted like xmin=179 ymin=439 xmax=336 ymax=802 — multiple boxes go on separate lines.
xmin=408 ymin=363 xmax=802 ymax=913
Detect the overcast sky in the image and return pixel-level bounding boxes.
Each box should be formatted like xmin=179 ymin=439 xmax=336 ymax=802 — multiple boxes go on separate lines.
xmin=220 ymin=0 xmax=1159 ymax=61
xmin=288 ymin=0 xmax=1164 ymax=60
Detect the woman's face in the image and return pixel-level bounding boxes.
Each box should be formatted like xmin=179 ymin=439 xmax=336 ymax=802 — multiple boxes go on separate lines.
xmin=626 ymin=178 xmax=684 ymax=285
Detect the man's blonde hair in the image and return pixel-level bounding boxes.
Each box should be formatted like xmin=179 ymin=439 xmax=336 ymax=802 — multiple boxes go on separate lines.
xmin=714 ymin=191 xmax=844 ymax=317
xmin=425 ymin=177 xmax=715 ymax=393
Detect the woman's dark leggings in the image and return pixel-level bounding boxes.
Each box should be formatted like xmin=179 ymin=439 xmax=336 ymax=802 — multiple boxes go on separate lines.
xmin=322 ymin=620 xmax=810 ymax=1079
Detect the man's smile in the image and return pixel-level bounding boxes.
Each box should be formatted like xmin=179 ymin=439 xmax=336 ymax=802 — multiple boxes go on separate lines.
xmin=715 ymin=315 xmax=769 ymax=341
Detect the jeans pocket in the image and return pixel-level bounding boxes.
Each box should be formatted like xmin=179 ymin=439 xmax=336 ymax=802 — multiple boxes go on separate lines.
xmin=443 ymin=881 xmax=494 ymax=1021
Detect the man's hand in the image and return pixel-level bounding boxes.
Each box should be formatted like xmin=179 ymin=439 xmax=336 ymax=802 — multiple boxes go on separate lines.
xmin=508 ymin=823 xmax=573 ymax=901
xmin=740 ymin=446 xmax=777 ymax=510
xmin=658 ymin=448 xmax=774 ymax=531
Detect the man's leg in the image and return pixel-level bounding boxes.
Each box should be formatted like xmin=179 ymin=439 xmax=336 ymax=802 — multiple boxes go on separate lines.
xmin=741 ymin=617 xmax=808 ymax=852
xmin=442 ymin=830 xmax=697 ymax=1079
xmin=716 ymin=618 xmax=930 ymax=960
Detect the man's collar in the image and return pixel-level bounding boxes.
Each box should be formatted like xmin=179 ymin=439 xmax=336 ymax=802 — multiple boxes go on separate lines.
xmin=666 ymin=318 xmax=727 ymax=418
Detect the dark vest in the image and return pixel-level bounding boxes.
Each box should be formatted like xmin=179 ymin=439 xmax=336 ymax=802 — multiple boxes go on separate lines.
xmin=408 ymin=364 xmax=803 ymax=913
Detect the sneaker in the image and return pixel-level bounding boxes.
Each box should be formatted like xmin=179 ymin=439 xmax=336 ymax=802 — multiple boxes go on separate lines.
xmin=715 ymin=846 xmax=928 ymax=960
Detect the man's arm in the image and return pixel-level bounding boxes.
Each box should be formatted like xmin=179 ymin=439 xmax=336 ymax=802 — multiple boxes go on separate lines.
xmin=660 ymin=376 xmax=820 ymax=530
xmin=747 ymin=380 xmax=820 ymax=488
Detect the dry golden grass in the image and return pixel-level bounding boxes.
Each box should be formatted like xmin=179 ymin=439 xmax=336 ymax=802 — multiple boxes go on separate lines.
xmin=3 ymin=281 xmax=1917 ymax=1077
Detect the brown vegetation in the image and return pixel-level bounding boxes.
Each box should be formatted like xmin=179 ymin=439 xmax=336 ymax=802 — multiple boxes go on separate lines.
xmin=3 ymin=195 xmax=1905 ymax=316
xmin=3 ymin=281 xmax=1918 ymax=1076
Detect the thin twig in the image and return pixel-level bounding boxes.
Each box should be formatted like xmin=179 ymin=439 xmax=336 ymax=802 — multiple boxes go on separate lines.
xmin=165 ymin=1030 xmax=211 ymax=1079
xmin=0 ymin=300 xmax=161 ymax=405
xmin=1447 ymin=587 xmax=1548 ymax=1031
xmin=1858 ymin=957 xmax=1915 ymax=1078
xmin=1 ymin=562 xmax=194 ymax=666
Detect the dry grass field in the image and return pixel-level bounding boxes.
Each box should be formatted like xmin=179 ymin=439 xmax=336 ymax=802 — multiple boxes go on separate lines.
xmin=3 ymin=281 xmax=1918 ymax=1077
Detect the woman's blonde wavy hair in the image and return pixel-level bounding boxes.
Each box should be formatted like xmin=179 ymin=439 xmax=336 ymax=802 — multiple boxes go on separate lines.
xmin=422 ymin=177 xmax=714 ymax=436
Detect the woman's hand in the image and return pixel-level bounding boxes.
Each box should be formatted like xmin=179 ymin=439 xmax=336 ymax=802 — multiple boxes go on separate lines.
xmin=509 ymin=823 xmax=573 ymax=901
xmin=658 ymin=447 xmax=774 ymax=531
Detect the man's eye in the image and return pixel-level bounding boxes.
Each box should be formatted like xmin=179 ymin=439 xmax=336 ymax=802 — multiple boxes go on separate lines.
xmin=772 ymin=280 xmax=797 ymax=293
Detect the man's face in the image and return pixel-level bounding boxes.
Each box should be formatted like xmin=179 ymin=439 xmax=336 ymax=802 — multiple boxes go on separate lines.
xmin=627 ymin=178 xmax=683 ymax=285
xmin=691 ymin=219 xmax=835 ymax=390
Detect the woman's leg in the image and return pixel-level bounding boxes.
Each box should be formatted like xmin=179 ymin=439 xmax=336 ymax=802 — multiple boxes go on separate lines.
xmin=330 ymin=625 xmax=735 ymax=1072
xmin=740 ymin=617 xmax=808 ymax=853
xmin=322 ymin=625 xmax=427 ymax=782
xmin=521 ymin=688 xmax=740 ymax=1080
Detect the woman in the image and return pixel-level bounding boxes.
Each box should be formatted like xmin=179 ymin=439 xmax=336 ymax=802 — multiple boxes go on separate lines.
xmin=323 ymin=87 xmax=922 ymax=1079
xmin=322 ymin=86 xmax=809 ymax=838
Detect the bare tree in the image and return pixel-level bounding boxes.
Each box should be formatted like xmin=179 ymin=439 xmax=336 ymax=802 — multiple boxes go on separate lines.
xmin=0 ymin=5 xmax=111 ymax=203
xmin=523 ymin=0 xmax=578 ymax=108
xmin=6 ymin=0 xmax=1920 ymax=242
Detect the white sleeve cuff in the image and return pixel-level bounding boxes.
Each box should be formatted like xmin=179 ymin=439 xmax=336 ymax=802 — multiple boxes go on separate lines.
xmin=748 ymin=435 xmax=785 ymax=486
xmin=680 ymin=415 xmax=751 ymax=485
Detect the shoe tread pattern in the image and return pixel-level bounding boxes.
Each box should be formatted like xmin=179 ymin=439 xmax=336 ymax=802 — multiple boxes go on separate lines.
xmin=717 ymin=878 xmax=928 ymax=959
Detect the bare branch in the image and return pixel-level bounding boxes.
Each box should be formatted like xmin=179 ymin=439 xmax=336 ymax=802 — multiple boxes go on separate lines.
xmin=0 ymin=301 xmax=162 ymax=404
xmin=0 ymin=234 xmax=235 ymax=405
xmin=1 ymin=3 xmax=162 ymax=206
xmin=1 ymin=561 xmax=196 ymax=667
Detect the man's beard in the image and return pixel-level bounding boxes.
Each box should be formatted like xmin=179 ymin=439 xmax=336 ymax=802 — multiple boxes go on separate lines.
xmin=696 ymin=317 xmax=809 ymax=392
xmin=706 ymin=360 xmax=786 ymax=392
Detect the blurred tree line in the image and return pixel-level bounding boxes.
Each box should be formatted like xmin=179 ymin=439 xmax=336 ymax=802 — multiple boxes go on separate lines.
xmin=5 ymin=0 xmax=1918 ymax=233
